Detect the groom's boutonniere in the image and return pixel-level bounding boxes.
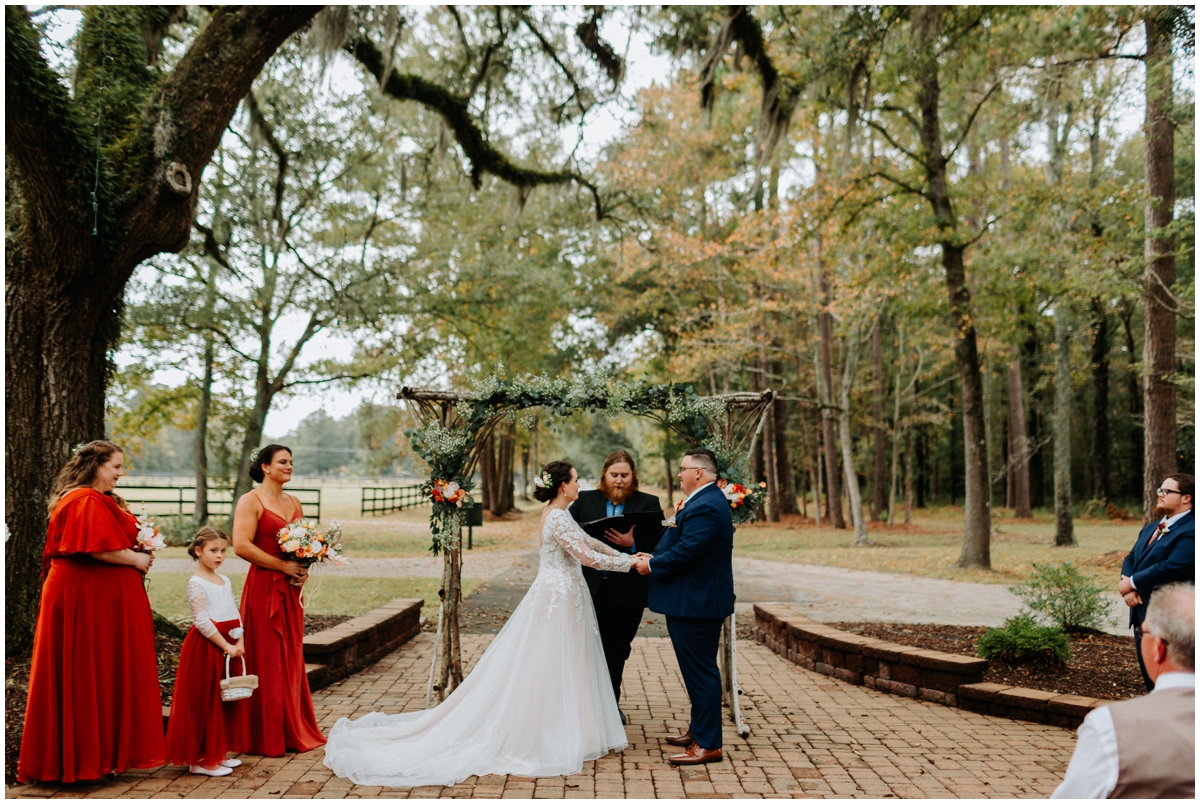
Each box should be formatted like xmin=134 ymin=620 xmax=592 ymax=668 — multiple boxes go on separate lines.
xmin=663 ymin=497 xmax=686 ymax=528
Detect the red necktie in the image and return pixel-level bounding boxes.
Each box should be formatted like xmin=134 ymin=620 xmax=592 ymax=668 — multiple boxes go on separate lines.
xmin=1148 ymin=521 xmax=1168 ymax=547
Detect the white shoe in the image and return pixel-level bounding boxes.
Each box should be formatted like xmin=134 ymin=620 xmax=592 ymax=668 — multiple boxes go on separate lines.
xmin=190 ymin=764 xmax=233 ymax=777
xmin=220 ymin=758 xmax=242 ymax=768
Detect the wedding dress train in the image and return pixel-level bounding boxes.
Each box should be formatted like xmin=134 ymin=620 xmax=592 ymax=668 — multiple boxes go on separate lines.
xmin=322 ymin=508 xmax=633 ymax=787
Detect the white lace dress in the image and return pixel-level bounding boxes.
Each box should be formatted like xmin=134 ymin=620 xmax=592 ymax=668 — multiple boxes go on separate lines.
xmin=322 ymin=508 xmax=633 ymax=787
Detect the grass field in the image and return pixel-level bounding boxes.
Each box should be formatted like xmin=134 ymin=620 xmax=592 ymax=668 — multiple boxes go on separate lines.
xmin=147 ymin=573 xmax=479 ymax=620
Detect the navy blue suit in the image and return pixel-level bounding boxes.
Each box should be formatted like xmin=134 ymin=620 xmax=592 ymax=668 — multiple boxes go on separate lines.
xmin=1121 ymin=510 xmax=1195 ymax=689
xmin=647 ymin=483 xmax=735 ymax=750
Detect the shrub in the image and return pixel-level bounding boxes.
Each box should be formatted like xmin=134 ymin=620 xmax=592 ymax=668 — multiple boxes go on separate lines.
xmin=977 ymin=614 xmax=1072 ymax=666
xmin=1011 ymin=561 xmax=1114 ymax=633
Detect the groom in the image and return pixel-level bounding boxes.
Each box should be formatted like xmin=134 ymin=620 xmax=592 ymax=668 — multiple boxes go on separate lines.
xmin=632 ymin=448 xmax=733 ymax=766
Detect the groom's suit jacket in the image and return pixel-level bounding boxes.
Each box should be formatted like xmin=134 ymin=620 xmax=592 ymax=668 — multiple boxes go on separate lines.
xmin=1121 ymin=510 xmax=1195 ymax=628
xmin=646 ymin=483 xmax=735 ymax=620
xmin=571 ymin=489 xmax=661 ymax=608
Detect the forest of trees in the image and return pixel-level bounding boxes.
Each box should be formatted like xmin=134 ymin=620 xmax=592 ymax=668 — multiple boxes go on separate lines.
xmin=7 ymin=6 xmax=1193 ymax=650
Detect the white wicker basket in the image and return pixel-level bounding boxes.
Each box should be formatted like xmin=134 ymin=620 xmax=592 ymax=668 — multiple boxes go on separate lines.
xmin=220 ymin=655 xmax=258 ymax=702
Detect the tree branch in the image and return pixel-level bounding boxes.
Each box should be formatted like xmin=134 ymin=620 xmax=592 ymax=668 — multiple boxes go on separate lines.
xmin=348 ymin=34 xmax=609 ymax=218
xmin=945 ymin=81 xmax=1001 ymax=164
xmin=114 ymin=6 xmax=320 ymax=271
xmin=575 ymin=5 xmax=624 ymax=88
xmin=865 ymin=119 xmax=928 ymax=169
xmin=865 ymin=170 xmax=931 ymax=200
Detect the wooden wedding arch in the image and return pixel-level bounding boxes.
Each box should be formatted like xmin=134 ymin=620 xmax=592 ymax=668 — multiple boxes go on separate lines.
xmin=398 ymin=377 xmax=774 ymax=738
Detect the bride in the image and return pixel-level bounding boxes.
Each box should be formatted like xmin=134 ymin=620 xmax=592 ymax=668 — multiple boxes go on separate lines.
xmin=322 ymin=460 xmax=637 ymax=787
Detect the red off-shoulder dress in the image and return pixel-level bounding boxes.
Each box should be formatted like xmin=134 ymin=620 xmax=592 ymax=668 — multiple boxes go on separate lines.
xmin=18 ymin=487 xmax=167 ymax=783
xmin=239 ymin=496 xmax=326 ymax=755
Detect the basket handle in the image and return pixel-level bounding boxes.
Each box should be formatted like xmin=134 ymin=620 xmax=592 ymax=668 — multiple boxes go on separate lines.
xmin=224 ymin=653 xmax=247 ymax=680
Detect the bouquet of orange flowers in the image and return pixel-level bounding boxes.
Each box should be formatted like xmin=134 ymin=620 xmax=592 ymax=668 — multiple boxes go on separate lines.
xmin=275 ymin=519 xmax=346 ymax=569
xmin=721 ymin=483 xmax=751 ymax=509
xmin=429 ymin=479 xmax=468 ymax=507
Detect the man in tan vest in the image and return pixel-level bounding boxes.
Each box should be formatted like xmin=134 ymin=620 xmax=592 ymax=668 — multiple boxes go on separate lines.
xmin=1053 ymin=582 xmax=1194 ymax=798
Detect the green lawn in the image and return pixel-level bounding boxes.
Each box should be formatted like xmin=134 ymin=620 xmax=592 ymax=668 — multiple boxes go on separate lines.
xmin=733 ymin=507 xmax=1136 ymax=585
xmin=147 ymin=573 xmax=479 ymax=621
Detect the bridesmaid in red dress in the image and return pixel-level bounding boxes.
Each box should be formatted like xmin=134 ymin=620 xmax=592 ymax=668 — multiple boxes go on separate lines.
xmin=232 ymin=444 xmax=326 ymax=756
xmin=18 ymin=441 xmax=167 ymax=783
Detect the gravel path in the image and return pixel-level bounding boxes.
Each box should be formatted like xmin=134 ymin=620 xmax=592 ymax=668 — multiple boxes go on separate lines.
xmin=731 ymin=556 xmax=1128 ymax=634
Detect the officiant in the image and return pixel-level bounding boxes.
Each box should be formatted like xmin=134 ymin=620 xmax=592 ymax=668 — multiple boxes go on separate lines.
xmin=570 ymin=450 xmax=663 ymax=723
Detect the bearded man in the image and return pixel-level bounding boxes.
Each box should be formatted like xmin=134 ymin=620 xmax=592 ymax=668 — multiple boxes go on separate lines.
xmin=570 ymin=450 xmax=663 ymax=724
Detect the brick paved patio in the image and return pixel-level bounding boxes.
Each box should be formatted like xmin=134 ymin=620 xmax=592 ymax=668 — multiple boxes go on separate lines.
xmin=8 ymin=633 xmax=1077 ymax=799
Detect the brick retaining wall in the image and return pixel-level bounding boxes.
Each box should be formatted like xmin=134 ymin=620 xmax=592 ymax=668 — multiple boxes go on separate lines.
xmin=754 ymin=602 xmax=1110 ymax=730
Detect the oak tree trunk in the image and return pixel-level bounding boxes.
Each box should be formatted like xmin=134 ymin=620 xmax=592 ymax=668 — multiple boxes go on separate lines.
xmin=1142 ymin=14 xmax=1178 ymax=522
xmin=1053 ymin=302 xmax=1076 ymax=545
xmin=911 ymin=6 xmax=991 ymax=568
xmin=773 ymin=394 xmax=797 ymax=515
xmin=1090 ymin=298 xmax=1110 ymax=502
xmin=4 ymin=6 xmax=318 ymax=652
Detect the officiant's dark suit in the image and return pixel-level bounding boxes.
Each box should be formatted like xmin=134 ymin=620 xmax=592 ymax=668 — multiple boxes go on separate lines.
xmin=645 ymin=461 xmax=735 ymax=756
xmin=570 ymin=484 xmax=662 ymax=706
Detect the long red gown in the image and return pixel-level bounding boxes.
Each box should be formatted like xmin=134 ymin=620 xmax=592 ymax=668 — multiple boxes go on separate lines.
xmin=239 ymin=499 xmax=326 ymax=756
xmin=165 ymin=617 xmax=251 ymax=767
xmin=18 ymin=487 xmax=167 ymax=783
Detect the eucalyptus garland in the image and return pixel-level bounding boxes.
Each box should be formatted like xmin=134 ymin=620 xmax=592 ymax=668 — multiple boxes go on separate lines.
xmin=406 ymin=370 xmax=768 ymax=552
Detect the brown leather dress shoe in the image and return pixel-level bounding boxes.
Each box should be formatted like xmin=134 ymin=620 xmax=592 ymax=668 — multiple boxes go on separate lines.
xmin=664 ymin=729 xmax=694 ymax=747
xmin=668 ymin=743 xmax=723 ymax=765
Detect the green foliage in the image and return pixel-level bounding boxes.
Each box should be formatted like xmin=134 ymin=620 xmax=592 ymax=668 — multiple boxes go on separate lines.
xmin=1010 ymin=562 xmax=1114 ymax=632
xmin=977 ymin=614 xmax=1073 ymax=666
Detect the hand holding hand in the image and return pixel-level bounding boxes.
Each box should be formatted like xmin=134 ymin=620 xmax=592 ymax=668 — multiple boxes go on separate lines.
xmin=1122 ymin=591 xmax=1142 ymax=608
xmin=1117 ymin=575 xmax=1134 ymax=596
xmin=631 ymin=553 xmax=652 ymax=575
xmin=224 ymin=642 xmax=244 ymax=658
xmin=132 ymin=551 xmax=153 ymax=574
xmin=605 ymin=526 xmax=635 ymax=549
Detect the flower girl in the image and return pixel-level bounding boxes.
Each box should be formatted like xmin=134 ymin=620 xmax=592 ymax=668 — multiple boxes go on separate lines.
xmin=166 ymin=527 xmax=251 ymax=776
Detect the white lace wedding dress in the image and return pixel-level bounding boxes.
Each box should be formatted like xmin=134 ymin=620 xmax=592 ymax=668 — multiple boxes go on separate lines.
xmin=322 ymin=508 xmax=633 ymax=787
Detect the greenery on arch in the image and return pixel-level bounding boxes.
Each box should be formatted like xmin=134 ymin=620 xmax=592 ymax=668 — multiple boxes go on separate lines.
xmin=404 ymin=371 xmax=768 ymax=553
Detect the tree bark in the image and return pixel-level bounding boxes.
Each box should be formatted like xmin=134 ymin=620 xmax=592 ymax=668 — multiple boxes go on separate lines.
xmin=1090 ymin=298 xmax=1110 ymax=502
xmin=4 ymin=6 xmax=319 ymax=652
xmin=1053 ymin=301 xmax=1076 ymax=545
xmin=194 ymin=328 xmax=214 ymax=524
xmin=838 ymin=331 xmax=870 ymax=546
xmin=773 ymin=394 xmax=797 ymax=515
xmin=1142 ymin=14 xmax=1177 ymax=522
xmin=480 ymin=435 xmax=495 ymax=512
xmin=815 ymin=311 xmax=845 ymax=528
xmin=910 ymin=6 xmax=991 ymax=568
xmin=871 ymin=316 xmax=887 ymax=521
xmin=887 ymin=325 xmax=907 ymax=527
xmin=1007 ymin=361 xmax=1033 ymax=517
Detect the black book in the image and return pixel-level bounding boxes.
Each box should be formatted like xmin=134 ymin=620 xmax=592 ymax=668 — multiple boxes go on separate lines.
xmin=579 ymin=510 xmax=666 ymax=553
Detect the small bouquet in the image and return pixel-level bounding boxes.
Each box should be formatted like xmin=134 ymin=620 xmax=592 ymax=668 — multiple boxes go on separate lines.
xmin=429 ymin=479 xmax=468 ymax=507
xmin=276 ymin=518 xmax=346 ymax=569
xmin=135 ymin=504 xmax=166 ymax=552
xmin=718 ymin=479 xmax=768 ymax=525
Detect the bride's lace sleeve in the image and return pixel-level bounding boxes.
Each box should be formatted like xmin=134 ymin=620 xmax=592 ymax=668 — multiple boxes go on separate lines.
xmin=547 ymin=510 xmax=632 ymax=572
xmin=187 ymin=577 xmax=218 ymax=638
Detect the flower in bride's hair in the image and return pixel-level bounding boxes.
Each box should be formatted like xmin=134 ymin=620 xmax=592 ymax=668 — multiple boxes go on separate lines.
xmin=70 ymin=442 xmax=87 ymax=456
xmin=534 ymin=471 xmax=553 ymax=489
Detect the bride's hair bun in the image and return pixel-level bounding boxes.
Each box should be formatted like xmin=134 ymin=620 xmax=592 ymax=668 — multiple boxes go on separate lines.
xmin=532 ymin=461 xmax=573 ymax=503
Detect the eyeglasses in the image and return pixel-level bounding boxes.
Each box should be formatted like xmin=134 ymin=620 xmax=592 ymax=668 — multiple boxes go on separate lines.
xmin=1156 ymin=488 xmax=1185 ymax=497
xmin=677 ymin=464 xmax=702 ymax=476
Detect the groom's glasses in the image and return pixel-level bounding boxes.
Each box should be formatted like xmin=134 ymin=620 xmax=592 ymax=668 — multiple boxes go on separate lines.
xmin=677 ymin=463 xmax=701 ymax=477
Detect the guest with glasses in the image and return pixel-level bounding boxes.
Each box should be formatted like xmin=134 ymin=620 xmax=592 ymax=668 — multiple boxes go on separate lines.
xmin=1119 ymin=473 xmax=1194 ymax=691
xmin=1053 ymin=583 xmax=1194 ymax=798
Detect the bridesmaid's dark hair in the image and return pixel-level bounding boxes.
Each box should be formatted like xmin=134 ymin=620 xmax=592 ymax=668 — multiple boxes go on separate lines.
xmin=47 ymin=440 xmax=123 ymax=514
xmin=249 ymin=444 xmax=292 ymax=483
xmin=187 ymin=526 xmax=231 ymax=560
xmin=532 ymin=461 xmax=574 ymax=503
